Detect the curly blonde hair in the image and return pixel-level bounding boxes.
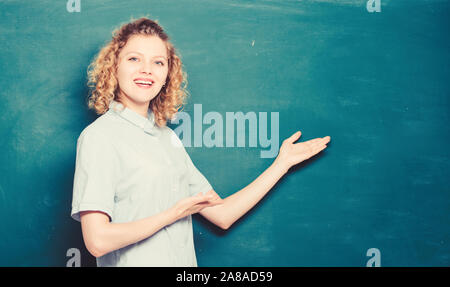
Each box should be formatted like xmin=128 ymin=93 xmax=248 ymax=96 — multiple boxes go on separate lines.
xmin=86 ymin=17 xmax=188 ymax=127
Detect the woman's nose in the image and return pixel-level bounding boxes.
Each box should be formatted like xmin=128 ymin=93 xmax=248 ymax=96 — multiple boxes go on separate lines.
xmin=140 ymin=61 xmax=152 ymax=74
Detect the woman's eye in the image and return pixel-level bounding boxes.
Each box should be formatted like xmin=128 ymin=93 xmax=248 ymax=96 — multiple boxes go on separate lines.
xmin=127 ymin=58 xmax=165 ymax=65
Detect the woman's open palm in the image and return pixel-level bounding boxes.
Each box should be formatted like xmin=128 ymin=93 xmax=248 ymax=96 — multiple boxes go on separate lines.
xmin=172 ymin=190 xmax=223 ymax=221
xmin=276 ymin=131 xmax=331 ymax=171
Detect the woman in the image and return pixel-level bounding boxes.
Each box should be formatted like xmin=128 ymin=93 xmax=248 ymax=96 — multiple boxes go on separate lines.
xmin=71 ymin=17 xmax=331 ymax=267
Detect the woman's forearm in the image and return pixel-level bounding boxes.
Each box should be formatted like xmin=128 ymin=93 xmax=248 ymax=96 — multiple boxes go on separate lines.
xmin=83 ymin=192 xmax=221 ymax=258
xmin=82 ymin=208 xmax=177 ymax=258
xmin=205 ymin=132 xmax=329 ymax=230
xmin=218 ymin=160 xmax=288 ymax=229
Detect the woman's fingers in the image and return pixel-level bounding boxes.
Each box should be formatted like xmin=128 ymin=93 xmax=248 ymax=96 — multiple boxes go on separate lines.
xmin=306 ymin=136 xmax=331 ymax=147
xmin=313 ymin=144 xmax=327 ymax=155
xmin=191 ymin=192 xmax=223 ymax=206
xmin=277 ymin=132 xmax=330 ymax=169
xmin=190 ymin=193 xmax=212 ymax=205
xmin=196 ymin=199 xmax=223 ymax=210
xmin=175 ymin=192 xmax=224 ymax=220
xmin=291 ymin=145 xmax=327 ymax=163
xmin=284 ymin=131 xmax=302 ymax=145
xmin=293 ymin=136 xmax=330 ymax=154
xmin=293 ymin=139 xmax=329 ymax=162
xmin=189 ymin=197 xmax=223 ymax=214
xmin=204 ymin=190 xmax=223 ymax=203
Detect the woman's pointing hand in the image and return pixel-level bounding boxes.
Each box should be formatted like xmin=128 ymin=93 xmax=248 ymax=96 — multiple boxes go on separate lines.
xmin=274 ymin=131 xmax=331 ymax=172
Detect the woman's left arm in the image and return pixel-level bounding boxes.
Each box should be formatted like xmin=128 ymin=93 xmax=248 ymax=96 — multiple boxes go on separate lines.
xmin=200 ymin=131 xmax=331 ymax=230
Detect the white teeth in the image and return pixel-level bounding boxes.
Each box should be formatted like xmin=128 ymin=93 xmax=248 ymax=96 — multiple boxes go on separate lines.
xmin=135 ymin=80 xmax=153 ymax=85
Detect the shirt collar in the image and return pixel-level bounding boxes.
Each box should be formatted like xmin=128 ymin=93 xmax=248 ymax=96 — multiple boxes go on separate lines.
xmin=108 ymin=100 xmax=160 ymax=136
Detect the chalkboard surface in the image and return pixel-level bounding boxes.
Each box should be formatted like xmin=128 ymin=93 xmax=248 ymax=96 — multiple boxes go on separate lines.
xmin=0 ymin=0 xmax=448 ymax=266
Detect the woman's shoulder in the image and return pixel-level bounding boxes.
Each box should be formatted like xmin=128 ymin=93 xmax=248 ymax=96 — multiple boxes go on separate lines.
xmin=77 ymin=112 xmax=119 ymax=142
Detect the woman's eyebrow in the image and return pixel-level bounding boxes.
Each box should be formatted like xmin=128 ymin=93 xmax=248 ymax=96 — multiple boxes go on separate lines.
xmin=124 ymin=51 xmax=167 ymax=59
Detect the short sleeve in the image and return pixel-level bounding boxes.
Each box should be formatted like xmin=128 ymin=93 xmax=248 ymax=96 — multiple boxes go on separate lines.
xmin=71 ymin=129 xmax=119 ymax=222
xmin=183 ymin=150 xmax=214 ymax=197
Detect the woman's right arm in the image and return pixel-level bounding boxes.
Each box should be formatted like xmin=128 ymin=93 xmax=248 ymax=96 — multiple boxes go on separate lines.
xmin=80 ymin=190 xmax=223 ymax=258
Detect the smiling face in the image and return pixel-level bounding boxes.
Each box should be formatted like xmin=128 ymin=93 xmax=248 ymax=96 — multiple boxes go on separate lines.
xmin=116 ymin=35 xmax=169 ymax=117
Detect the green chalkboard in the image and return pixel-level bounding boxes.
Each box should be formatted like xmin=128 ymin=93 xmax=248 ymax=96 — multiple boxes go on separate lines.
xmin=0 ymin=0 xmax=448 ymax=267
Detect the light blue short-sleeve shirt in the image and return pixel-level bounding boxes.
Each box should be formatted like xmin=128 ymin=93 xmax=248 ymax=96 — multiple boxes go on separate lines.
xmin=71 ymin=100 xmax=213 ymax=267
